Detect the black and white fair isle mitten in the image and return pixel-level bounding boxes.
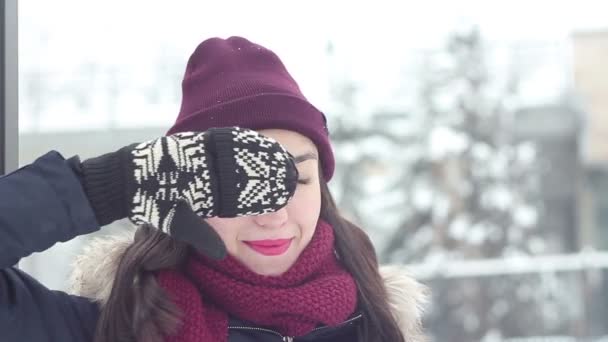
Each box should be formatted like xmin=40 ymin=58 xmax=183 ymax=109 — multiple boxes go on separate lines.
xmin=76 ymin=127 xmax=298 ymax=259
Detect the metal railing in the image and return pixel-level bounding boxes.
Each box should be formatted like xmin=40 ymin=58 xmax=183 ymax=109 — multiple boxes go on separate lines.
xmin=406 ymin=251 xmax=608 ymax=280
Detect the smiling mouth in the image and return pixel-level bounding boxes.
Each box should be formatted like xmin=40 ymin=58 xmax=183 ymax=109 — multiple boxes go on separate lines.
xmin=243 ymin=238 xmax=293 ymax=256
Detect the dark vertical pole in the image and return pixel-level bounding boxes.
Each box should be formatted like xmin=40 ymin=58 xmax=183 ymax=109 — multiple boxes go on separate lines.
xmin=0 ymin=0 xmax=18 ymax=175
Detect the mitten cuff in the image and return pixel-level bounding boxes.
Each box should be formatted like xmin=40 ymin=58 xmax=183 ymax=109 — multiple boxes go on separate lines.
xmin=208 ymin=129 xmax=240 ymax=217
xmin=80 ymin=146 xmax=132 ymax=226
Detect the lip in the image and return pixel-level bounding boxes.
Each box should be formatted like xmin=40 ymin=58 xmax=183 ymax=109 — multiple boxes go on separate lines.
xmin=244 ymin=238 xmax=293 ymax=256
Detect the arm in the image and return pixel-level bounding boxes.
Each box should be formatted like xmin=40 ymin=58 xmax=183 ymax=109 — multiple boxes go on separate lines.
xmin=0 ymin=151 xmax=100 ymax=342
xmin=0 ymin=150 xmax=99 ymax=269
xmin=0 ymin=127 xmax=297 ymax=341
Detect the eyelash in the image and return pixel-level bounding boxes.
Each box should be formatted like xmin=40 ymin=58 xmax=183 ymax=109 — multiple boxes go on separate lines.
xmin=297 ymin=178 xmax=311 ymax=185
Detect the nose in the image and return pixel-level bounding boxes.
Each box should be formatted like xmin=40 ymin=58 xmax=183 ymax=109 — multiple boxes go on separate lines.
xmin=253 ymin=207 xmax=288 ymax=229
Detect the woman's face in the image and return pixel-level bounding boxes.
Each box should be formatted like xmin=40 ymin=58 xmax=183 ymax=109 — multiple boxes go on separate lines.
xmin=205 ymin=129 xmax=322 ymax=276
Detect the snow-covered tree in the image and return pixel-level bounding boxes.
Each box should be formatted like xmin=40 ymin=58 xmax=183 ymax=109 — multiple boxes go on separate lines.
xmin=327 ymin=29 xmax=586 ymax=341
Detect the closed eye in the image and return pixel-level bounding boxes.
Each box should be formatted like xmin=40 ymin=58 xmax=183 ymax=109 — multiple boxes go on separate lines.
xmin=294 ymin=152 xmax=318 ymax=164
xmin=297 ymin=178 xmax=311 ymax=185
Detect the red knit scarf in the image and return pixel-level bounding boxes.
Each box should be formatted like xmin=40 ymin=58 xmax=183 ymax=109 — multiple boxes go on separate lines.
xmin=156 ymin=220 xmax=358 ymax=342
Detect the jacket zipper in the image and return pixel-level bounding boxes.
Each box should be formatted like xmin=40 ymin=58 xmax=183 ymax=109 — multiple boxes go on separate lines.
xmin=228 ymin=313 xmax=363 ymax=341
xmin=308 ymin=313 xmax=363 ymax=333
xmin=227 ymin=325 xmax=294 ymax=341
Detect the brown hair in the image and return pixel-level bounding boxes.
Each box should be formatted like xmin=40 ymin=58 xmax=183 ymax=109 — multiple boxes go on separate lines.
xmin=93 ymin=173 xmax=405 ymax=342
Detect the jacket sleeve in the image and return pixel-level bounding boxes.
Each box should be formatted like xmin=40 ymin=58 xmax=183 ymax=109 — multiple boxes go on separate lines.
xmin=0 ymin=151 xmax=102 ymax=341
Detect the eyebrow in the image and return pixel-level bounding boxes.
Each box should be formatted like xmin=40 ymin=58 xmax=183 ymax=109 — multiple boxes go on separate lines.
xmin=294 ymin=152 xmax=318 ymax=164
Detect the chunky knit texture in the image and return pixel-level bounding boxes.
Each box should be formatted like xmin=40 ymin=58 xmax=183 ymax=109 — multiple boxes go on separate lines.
xmin=156 ymin=220 xmax=357 ymax=341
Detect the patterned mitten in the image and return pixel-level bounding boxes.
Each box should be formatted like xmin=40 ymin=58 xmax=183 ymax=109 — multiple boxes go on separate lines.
xmin=77 ymin=127 xmax=298 ymax=259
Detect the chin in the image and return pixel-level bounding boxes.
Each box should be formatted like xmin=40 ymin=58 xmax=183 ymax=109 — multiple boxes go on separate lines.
xmin=242 ymin=256 xmax=297 ymax=276
xmin=256 ymin=269 xmax=286 ymax=277
xmin=249 ymin=261 xmax=291 ymax=276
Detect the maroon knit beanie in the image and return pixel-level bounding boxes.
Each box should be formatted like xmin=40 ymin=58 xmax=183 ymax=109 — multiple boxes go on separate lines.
xmin=167 ymin=36 xmax=335 ymax=181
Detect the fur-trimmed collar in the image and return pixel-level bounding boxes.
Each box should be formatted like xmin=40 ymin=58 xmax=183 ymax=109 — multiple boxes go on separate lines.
xmin=69 ymin=229 xmax=429 ymax=341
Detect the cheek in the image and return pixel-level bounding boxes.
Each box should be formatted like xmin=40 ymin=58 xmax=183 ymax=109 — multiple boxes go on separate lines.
xmin=205 ymin=217 xmax=244 ymax=251
xmin=288 ymin=182 xmax=321 ymax=237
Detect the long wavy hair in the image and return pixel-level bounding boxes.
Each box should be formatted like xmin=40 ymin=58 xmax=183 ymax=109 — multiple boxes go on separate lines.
xmin=93 ymin=166 xmax=406 ymax=342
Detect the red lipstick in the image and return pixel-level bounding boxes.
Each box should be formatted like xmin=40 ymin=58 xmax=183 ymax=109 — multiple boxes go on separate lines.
xmin=244 ymin=238 xmax=293 ymax=256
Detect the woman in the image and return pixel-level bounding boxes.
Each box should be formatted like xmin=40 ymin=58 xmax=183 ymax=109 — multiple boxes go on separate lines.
xmin=0 ymin=36 xmax=427 ymax=342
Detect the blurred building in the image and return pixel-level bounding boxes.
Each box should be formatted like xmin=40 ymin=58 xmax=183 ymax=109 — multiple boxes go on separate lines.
xmin=572 ymin=30 xmax=608 ymax=337
xmin=514 ymin=104 xmax=581 ymax=252
xmin=572 ymin=30 xmax=608 ymax=251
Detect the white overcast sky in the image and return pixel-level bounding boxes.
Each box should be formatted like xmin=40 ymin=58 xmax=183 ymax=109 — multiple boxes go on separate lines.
xmin=17 ymin=0 xmax=608 ymax=131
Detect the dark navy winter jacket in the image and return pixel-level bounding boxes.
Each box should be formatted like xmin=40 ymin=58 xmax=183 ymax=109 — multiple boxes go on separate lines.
xmin=0 ymin=151 xmax=361 ymax=342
